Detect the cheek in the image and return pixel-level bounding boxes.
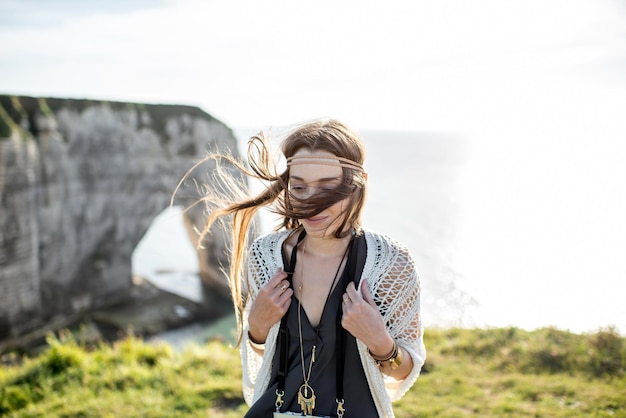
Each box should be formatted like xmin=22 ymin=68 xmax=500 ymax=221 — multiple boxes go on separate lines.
xmin=329 ymin=198 xmax=348 ymax=215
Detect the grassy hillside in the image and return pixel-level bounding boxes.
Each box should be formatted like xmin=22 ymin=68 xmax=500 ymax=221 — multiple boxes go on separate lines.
xmin=1 ymin=326 xmax=624 ymax=417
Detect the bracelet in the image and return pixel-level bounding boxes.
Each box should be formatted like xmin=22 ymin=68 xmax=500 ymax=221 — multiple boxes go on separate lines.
xmin=369 ymin=340 xmax=403 ymax=370
xmin=369 ymin=340 xmax=397 ymax=362
xmin=248 ymin=331 xmax=265 ymax=351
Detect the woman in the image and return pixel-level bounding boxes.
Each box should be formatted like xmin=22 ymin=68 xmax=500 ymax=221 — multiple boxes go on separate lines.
xmin=194 ymin=119 xmax=425 ymax=417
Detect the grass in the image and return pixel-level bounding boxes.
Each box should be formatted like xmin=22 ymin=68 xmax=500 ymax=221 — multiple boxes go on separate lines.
xmin=1 ymin=326 xmax=624 ymax=417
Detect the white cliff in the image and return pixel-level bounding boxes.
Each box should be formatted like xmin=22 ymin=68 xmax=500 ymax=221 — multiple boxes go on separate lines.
xmin=0 ymin=96 xmax=239 ymax=349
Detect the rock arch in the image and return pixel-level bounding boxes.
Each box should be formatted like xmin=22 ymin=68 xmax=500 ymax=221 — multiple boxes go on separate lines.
xmin=0 ymin=95 xmax=239 ymax=350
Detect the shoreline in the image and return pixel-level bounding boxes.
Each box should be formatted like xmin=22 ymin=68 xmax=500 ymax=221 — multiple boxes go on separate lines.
xmin=0 ymin=276 xmax=232 ymax=356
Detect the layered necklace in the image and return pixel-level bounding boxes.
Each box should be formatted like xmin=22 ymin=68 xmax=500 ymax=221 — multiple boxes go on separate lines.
xmin=296 ymin=236 xmax=351 ymax=416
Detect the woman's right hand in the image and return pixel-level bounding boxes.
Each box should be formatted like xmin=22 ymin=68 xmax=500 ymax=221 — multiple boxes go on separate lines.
xmin=247 ymin=268 xmax=293 ymax=343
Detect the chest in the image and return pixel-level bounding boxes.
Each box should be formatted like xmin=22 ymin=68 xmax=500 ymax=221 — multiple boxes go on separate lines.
xmin=293 ymin=253 xmax=348 ymax=328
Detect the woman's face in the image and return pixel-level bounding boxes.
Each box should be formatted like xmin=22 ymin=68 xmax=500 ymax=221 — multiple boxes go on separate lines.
xmin=288 ymin=149 xmax=348 ymax=238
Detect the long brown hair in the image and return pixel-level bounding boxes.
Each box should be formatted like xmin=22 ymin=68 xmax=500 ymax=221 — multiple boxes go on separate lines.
xmin=176 ymin=119 xmax=368 ymax=344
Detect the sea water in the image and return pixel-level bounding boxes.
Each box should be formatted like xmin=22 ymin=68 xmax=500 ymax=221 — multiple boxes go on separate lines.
xmin=133 ymin=128 xmax=626 ymax=336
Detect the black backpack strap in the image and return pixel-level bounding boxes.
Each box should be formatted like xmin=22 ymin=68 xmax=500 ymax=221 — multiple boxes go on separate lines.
xmin=335 ymin=233 xmax=367 ymax=416
xmin=275 ymin=229 xmax=306 ymax=411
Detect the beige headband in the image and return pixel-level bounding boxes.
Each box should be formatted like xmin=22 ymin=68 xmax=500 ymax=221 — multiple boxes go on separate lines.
xmin=286 ymin=155 xmax=364 ymax=172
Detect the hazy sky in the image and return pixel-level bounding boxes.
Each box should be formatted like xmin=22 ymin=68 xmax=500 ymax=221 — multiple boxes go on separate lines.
xmin=1 ymin=0 xmax=625 ymax=133
xmin=3 ymin=0 xmax=626 ymax=333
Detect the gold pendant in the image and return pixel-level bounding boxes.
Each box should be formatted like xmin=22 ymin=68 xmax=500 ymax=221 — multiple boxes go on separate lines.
xmin=297 ymin=383 xmax=316 ymax=415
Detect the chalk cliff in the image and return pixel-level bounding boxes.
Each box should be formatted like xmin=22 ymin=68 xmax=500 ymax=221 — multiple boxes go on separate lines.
xmin=0 ymin=95 xmax=239 ymax=348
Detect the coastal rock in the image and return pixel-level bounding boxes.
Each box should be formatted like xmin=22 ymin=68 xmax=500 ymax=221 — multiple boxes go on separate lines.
xmin=0 ymin=96 xmax=239 ymax=350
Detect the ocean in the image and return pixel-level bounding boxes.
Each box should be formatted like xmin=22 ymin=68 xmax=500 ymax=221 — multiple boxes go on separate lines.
xmin=133 ymin=128 xmax=626 ymax=338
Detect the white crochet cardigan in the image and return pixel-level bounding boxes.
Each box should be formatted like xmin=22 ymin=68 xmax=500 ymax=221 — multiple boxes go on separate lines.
xmin=241 ymin=229 xmax=426 ymax=418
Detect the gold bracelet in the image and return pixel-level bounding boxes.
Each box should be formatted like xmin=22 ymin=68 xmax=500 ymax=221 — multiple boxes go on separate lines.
xmin=370 ymin=340 xmax=403 ymax=370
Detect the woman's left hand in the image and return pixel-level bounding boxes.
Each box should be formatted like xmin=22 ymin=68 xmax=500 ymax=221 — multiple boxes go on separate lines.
xmin=341 ymin=281 xmax=394 ymax=357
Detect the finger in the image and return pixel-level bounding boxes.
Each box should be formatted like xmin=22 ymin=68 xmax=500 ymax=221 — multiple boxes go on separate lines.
xmin=345 ymin=282 xmax=361 ymax=301
xmin=342 ymin=293 xmax=352 ymax=305
xmin=276 ymin=280 xmax=290 ymax=294
xmin=268 ymin=268 xmax=287 ymax=286
xmin=360 ymin=281 xmax=376 ymax=306
xmin=280 ymin=290 xmax=293 ymax=309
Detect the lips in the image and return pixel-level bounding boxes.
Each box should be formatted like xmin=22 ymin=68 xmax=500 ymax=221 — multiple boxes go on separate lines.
xmin=304 ymin=215 xmax=327 ymax=225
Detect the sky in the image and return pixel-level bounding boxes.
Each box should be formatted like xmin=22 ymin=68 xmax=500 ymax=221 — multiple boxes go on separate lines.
xmin=2 ymin=0 xmax=626 ymax=333
xmin=1 ymin=0 xmax=625 ymax=134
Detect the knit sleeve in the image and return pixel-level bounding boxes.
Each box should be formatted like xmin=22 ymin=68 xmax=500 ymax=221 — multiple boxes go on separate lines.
xmin=240 ymin=239 xmax=265 ymax=405
xmin=239 ymin=232 xmax=286 ymax=406
xmin=360 ymin=232 xmax=426 ymax=403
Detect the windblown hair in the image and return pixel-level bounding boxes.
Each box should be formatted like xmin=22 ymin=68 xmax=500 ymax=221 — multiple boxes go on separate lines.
xmin=176 ymin=119 xmax=368 ymax=344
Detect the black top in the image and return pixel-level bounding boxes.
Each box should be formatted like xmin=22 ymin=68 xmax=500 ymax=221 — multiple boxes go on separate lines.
xmin=244 ymin=236 xmax=378 ymax=417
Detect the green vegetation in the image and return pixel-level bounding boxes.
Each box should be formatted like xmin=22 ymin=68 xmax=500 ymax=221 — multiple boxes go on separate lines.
xmin=0 ymin=96 xmax=35 ymax=140
xmin=37 ymin=98 xmax=53 ymax=117
xmin=1 ymin=327 xmax=624 ymax=417
xmin=0 ymin=94 xmax=227 ymax=147
xmin=0 ymin=103 xmax=16 ymax=139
